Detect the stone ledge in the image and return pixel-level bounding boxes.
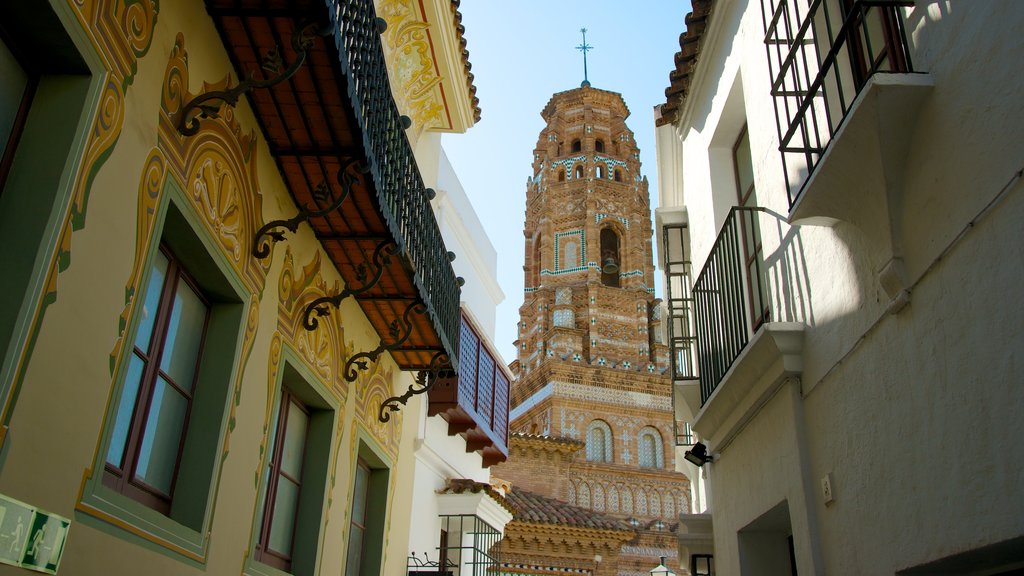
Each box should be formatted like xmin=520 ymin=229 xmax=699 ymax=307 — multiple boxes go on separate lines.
xmin=692 ymin=322 xmax=805 ymax=451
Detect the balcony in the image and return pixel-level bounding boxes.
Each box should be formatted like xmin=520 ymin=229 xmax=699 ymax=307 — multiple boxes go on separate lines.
xmin=660 ymin=213 xmax=701 ymax=446
xmin=763 ymin=0 xmax=930 ymax=216
xmin=202 ymin=0 xmax=460 ymax=381
xmin=689 ymin=207 xmax=804 ymax=446
xmin=428 ymin=313 xmax=510 ymax=466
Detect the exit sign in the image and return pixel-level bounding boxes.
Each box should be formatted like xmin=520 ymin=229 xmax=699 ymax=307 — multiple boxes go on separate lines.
xmin=0 ymin=493 xmax=70 ymax=574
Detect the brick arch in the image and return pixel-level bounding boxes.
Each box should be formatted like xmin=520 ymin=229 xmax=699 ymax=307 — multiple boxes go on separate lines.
xmin=593 ymin=483 xmax=605 ymax=511
xmin=621 ymin=488 xmax=633 ymax=514
xmin=637 ymin=489 xmax=648 ymax=515
xmin=607 ymin=485 xmax=619 ymax=512
xmin=578 ymin=481 xmax=591 ymax=508
xmin=651 ymin=490 xmax=661 ymax=517
xmin=664 ymin=492 xmax=675 ymax=518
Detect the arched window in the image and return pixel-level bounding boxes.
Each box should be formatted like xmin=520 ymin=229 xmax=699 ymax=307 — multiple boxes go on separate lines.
xmin=595 ymin=139 xmax=605 ymax=152
xmin=586 ymin=420 xmax=613 ymax=463
xmin=558 ymin=168 xmax=565 ymax=182
xmin=596 ymin=165 xmax=606 ymax=179
xmin=571 ymin=139 xmax=582 ymax=152
xmin=600 ymin=228 xmax=621 ymax=288
xmin=574 ymin=165 xmax=584 ymax=179
xmin=530 ymin=236 xmax=541 ymax=288
xmin=614 ymin=168 xmax=622 ymax=182
xmin=637 ymin=426 xmax=664 ymax=468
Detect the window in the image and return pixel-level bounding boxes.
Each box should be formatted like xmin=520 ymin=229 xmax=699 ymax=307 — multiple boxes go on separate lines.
xmin=600 ymin=228 xmax=620 ymax=288
xmin=596 ymin=165 xmax=605 ymax=179
xmin=637 ymin=426 xmax=664 ymax=468
xmin=346 ymin=447 xmax=389 ymax=576
xmin=614 ymin=168 xmax=622 ymax=182
xmin=256 ymin=389 xmax=310 ymax=571
xmin=692 ymin=554 xmax=714 ymax=576
xmin=249 ymin=357 xmax=336 ymax=576
xmin=679 ymin=422 xmax=694 ymax=446
xmin=103 ymin=244 xmax=210 ymax=513
xmin=0 ymin=29 xmax=36 ymax=193
xmin=571 ymin=139 xmax=582 ymax=152
xmin=595 ymin=139 xmax=604 ymax=152
xmin=733 ymin=126 xmax=768 ymax=327
xmin=558 ymin=168 xmax=565 ymax=182
xmin=574 ymin=165 xmax=584 ymax=179
xmin=586 ymin=420 xmax=613 ymax=463
xmin=82 ymin=188 xmax=247 ymax=558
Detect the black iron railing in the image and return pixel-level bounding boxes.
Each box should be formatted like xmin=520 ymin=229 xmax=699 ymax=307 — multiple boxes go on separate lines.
xmin=328 ymin=0 xmax=461 ymax=369
xmin=693 ymin=207 xmax=769 ymax=403
xmin=762 ymin=0 xmax=914 ymax=206
xmin=408 ymin=515 xmax=501 ymax=576
xmin=663 ymin=222 xmax=699 ymax=445
xmin=664 ymin=223 xmax=698 ymax=382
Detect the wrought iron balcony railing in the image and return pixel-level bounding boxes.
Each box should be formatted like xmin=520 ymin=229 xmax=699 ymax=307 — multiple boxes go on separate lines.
xmin=692 ymin=207 xmax=769 ymax=404
xmin=762 ymin=0 xmax=914 ymax=206
xmin=328 ymin=0 xmax=462 ymax=367
xmin=428 ymin=313 xmax=510 ymax=466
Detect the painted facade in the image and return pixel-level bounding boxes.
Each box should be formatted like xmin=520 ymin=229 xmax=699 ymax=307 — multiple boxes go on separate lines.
xmin=0 ymin=0 xmax=508 ymax=574
xmin=491 ymin=85 xmax=689 ymax=576
xmin=655 ymin=1 xmax=1024 ymax=574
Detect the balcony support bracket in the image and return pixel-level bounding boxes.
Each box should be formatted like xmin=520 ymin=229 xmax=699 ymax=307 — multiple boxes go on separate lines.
xmin=379 ymin=351 xmax=450 ymax=422
xmin=345 ymin=299 xmax=426 ymax=382
xmin=302 ymin=239 xmax=399 ymax=330
xmin=177 ymin=21 xmax=328 ymax=136
xmin=253 ymin=159 xmax=366 ymax=259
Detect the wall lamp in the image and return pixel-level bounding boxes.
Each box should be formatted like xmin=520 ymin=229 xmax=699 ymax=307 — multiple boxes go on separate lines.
xmin=683 ymin=442 xmax=715 ymax=467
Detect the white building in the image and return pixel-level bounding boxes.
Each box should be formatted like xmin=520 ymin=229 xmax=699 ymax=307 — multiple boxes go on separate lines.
xmin=655 ymin=1 xmax=1024 ymax=574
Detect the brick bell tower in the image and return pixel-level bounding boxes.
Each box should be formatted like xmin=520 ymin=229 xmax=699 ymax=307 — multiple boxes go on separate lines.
xmin=513 ymin=84 xmax=671 ymax=407
xmin=497 ymin=84 xmax=686 ymax=575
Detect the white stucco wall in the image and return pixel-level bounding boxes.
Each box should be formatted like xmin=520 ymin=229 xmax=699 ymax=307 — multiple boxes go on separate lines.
xmin=657 ymin=1 xmax=1024 ymax=573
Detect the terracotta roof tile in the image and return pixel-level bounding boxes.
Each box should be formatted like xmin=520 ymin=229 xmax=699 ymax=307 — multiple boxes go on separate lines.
xmin=659 ymin=0 xmax=715 ymax=126
xmin=438 ymin=478 xmax=517 ymax=515
xmin=450 ymin=0 xmax=482 ymax=122
xmin=505 ymin=487 xmax=630 ymax=531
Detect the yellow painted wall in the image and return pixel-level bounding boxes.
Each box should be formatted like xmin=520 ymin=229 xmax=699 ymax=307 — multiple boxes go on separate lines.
xmin=0 ymin=0 xmax=423 ymax=573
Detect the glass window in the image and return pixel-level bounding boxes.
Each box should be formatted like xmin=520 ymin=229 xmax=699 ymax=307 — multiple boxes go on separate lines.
xmin=103 ymin=245 xmax=209 ymax=512
xmin=346 ymin=459 xmax=371 ymax=576
xmin=256 ymin=390 xmax=311 ymax=570
xmin=0 ymin=32 xmax=36 ymax=193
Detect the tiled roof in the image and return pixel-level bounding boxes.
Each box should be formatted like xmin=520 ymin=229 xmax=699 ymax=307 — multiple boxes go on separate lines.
xmin=438 ymin=478 xmax=516 ymax=515
xmin=506 ymin=487 xmax=630 ymax=531
xmin=509 ymin=432 xmax=585 ymax=453
xmin=658 ymin=0 xmax=715 ymax=126
xmin=450 ymin=0 xmax=482 ymax=122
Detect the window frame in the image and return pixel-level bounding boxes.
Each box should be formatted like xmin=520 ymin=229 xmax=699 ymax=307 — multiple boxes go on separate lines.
xmin=637 ymin=426 xmax=664 ymax=469
xmin=77 ymin=178 xmax=250 ymax=564
xmin=733 ymin=125 xmax=768 ymax=328
xmin=0 ymin=25 xmax=39 ymax=195
xmin=102 ymin=243 xmax=212 ymax=513
xmin=255 ymin=388 xmax=312 ymax=571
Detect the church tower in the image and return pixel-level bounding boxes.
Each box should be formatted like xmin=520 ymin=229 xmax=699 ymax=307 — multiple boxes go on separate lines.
xmin=514 ymin=84 xmax=671 ymax=416
xmin=492 ymin=83 xmax=687 ymax=575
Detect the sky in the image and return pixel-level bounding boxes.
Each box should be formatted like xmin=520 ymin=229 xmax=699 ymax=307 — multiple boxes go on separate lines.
xmin=442 ymin=1 xmax=693 ymax=364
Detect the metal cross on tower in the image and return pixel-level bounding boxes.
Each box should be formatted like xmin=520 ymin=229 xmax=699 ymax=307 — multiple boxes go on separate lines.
xmin=576 ymin=28 xmax=593 ymax=87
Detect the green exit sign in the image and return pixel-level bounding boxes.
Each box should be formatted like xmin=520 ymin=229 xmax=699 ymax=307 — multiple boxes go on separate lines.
xmin=0 ymin=493 xmax=70 ymax=574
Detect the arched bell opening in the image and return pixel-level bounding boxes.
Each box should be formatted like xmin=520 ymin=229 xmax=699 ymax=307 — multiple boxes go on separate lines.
xmin=600 ymin=228 xmax=621 ymax=288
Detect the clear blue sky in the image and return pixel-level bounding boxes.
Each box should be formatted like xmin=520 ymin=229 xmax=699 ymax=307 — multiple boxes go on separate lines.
xmin=442 ymin=1 xmax=693 ymax=364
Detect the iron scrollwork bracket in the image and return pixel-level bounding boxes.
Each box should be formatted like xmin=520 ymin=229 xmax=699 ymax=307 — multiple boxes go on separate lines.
xmin=345 ymin=299 xmax=426 ymax=383
xmin=379 ymin=351 xmax=450 ymax=422
xmin=252 ymin=159 xmax=366 ymax=259
xmin=177 ymin=21 xmax=328 ymax=136
xmin=301 ymin=239 xmax=399 ymax=330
